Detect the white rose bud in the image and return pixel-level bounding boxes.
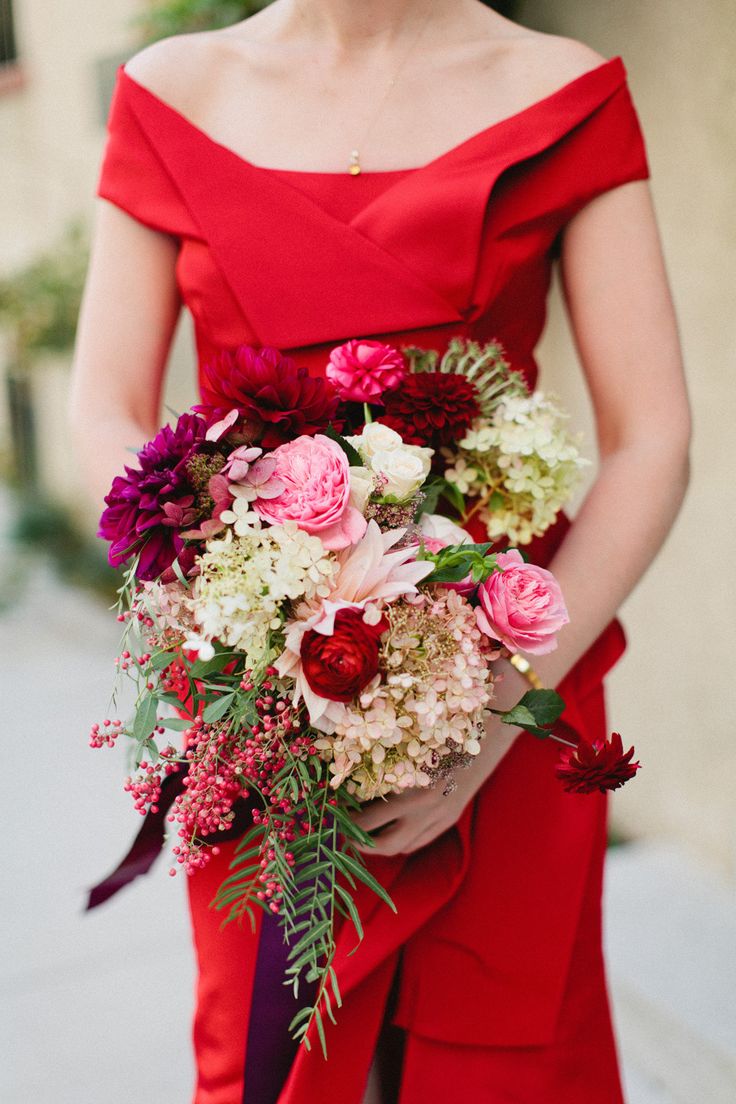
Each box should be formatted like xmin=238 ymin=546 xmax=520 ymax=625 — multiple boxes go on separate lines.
xmin=371 ymin=445 xmax=432 ymax=502
xmin=348 ymin=466 xmax=374 ymax=514
xmin=344 ymin=421 xmax=405 ymax=462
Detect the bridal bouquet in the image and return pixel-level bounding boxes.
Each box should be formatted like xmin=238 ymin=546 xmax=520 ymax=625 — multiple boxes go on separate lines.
xmin=91 ymin=338 xmax=638 ymax=1052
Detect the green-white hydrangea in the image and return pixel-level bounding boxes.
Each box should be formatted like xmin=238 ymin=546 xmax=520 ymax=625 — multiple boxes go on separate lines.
xmin=192 ymin=523 xmax=337 ymax=667
xmin=445 ymin=391 xmax=589 ymax=545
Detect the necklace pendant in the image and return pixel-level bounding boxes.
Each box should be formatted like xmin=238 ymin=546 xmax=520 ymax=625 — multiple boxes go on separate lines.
xmin=348 ymin=149 xmax=361 ymax=176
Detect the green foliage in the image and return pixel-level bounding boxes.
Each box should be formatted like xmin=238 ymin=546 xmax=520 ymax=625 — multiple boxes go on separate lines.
xmin=136 ymin=1 xmax=517 ymax=45
xmin=11 ymin=495 xmax=118 ymax=598
xmin=0 ymin=222 xmax=89 ymax=365
xmin=496 ymin=688 xmax=566 ymax=738
xmin=419 ymin=541 xmax=496 ymax=585
xmin=135 ymin=0 xmax=270 ymax=43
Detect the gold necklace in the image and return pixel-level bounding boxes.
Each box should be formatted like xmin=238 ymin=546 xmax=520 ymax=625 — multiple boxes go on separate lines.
xmin=294 ymin=1 xmax=433 ymax=175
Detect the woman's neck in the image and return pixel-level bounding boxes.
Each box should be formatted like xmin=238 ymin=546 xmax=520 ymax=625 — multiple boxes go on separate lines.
xmin=278 ymin=0 xmax=461 ymax=53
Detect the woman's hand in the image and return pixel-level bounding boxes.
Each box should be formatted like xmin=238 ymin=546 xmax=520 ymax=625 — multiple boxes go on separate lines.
xmin=352 ymin=712 xmax=521 ymax=857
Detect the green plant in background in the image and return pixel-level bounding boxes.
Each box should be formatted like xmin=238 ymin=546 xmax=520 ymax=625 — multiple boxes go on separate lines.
xmin=11 ymin=497 xmax=119 ymax=600
xmin=0 ymin=220 xmax=89 ymax=487
xmin=0 ymin=220 xmax=89 ymax=367
xmin=136 ymin=0 xmax=269 ymax=42
xmin=136 ymin=0 xmax=518 ymax=44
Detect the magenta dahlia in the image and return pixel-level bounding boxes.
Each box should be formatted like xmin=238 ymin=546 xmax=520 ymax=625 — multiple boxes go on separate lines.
xmin=195 ymin=345 xmax=340 ymax=447
xmin=98 ymin=412 xmax=208 ymax=581
xmin=378 ymin=372 xmax=480 ymax=448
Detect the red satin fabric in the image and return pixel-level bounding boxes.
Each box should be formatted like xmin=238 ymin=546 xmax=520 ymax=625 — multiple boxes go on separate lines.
xmin=97 ymin=54 xmax=648 ymax=1102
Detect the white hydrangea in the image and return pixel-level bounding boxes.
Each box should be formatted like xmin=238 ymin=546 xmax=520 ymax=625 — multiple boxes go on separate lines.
xmin=191 ymin=524 xmax=337 ymax=667
xmin=445 ymin=391 xmax=588 ymax=545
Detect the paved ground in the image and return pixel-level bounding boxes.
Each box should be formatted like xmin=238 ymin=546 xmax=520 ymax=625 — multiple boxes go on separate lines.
xmin=2 ymin=512 xmax=734 ymax=1102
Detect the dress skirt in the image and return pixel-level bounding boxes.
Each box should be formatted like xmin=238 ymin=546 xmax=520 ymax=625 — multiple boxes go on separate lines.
xmin=186 ymin=675 xmax=626 ymax=1104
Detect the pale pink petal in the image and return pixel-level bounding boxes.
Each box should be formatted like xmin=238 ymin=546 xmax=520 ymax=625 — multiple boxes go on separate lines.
xmin=205 ymin=407 xmax=240 ymax=442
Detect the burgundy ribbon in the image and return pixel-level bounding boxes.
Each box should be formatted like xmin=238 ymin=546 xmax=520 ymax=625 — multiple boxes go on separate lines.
xmin=85 ymin=769 xmax=254 ymax=910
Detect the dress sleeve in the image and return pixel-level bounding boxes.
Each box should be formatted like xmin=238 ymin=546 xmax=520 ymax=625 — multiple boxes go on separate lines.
xmin=96 ymin=67 xmax=200 ymax=240
xmin=549 ymin=76 xmax=651 ymax=251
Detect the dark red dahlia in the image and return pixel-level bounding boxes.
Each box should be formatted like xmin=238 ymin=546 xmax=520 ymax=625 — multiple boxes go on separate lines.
xmin=556 ymin=732 xmax=641 ymax=795
xmin=377 ymin=371 xmax=480 ymax=448
xmin=98 ymin=412 xmax=208 ymax=581
xmin=195 ymin=345 xmax=340 ymax=447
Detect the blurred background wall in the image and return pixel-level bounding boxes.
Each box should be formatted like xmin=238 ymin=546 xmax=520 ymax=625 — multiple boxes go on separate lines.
xmin=2 ymin=0 xmax=733 ymax=879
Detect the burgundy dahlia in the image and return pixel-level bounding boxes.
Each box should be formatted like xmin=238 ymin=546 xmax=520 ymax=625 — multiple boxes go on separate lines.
xmin=195 ymin=345 xmax=340 ymax=447
xmin=98 ymin=412 xmax=208 ymax=581
xmin=378 ymin=372 xmax=480 ymax=448
xmin=556 ymin=732 xmax=641 ymax=795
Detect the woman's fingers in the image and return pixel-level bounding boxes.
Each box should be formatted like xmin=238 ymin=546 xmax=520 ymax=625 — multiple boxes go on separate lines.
xmin=352 ymin=788 xmax=434 ymax=832
xmin=356 ymin=813 xmax=448 ymax=857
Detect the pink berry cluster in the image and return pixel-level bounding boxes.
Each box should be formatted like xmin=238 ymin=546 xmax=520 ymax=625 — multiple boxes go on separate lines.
xmin=114 ymin=647 xmax=152 ymax=676
xmin=124 ymin=745 xmax=180 ymax=816
xmin=168 ymin=715 xmax=249 ymax=875
xmin=89 ymin=718 xmax=125 ymax=749
xmin=166 ymin=670 xmax=318 ymax=903
xmin=160 ymin=661 xmax=190 ymax=697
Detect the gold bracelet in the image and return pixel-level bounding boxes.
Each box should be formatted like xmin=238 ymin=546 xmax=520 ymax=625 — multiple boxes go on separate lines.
xmin=508 ymin=652 xmax=544 ymax=691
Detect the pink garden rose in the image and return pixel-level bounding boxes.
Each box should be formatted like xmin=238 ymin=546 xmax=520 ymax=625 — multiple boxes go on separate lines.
xmin=326 ymin=340 xmax=406 ymax=403
xmin=252 ymin=434 xmax=367 ymax=550
xmin=476 ymin=549 xmax=568 ymax=655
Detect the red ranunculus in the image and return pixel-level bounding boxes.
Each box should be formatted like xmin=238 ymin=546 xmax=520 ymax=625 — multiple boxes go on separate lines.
xmin=378 ymin=371 xmax=480 ymax=448
xmin=195 ymin=344 xmax=340 ymax=447
xmin=300 ymin=608 xmax=388 ymax=703
xmin=556 ymin=731 xmax=640 ymax=795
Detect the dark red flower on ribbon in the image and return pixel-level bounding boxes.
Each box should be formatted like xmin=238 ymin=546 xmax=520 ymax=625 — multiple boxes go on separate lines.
xmin=556 ymin=732 xmax=640 ymax=795
xmin=98 ymin=413 xmax=208 ymax=581
xmin=195 ymin=345 xmax=340 ymax=447
xmin=377 ymin=371 xmax=480 ymax=448
xmin=300 ymin=608 xmax=388 ymax=703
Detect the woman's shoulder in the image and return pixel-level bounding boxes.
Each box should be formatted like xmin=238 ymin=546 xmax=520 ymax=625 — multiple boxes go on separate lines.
xmin=476 ymin=22 xmax=610 ymax=99
xmin=122 ymin=31 xmax=220 ymax=113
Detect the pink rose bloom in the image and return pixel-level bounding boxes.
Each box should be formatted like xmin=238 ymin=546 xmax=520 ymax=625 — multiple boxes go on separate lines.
xmin=476 ymin=549 xmax=569 ymax=655
xmin=326 ymin=340 xmax=406 ymax=403
xmin=252 ymin=434 xmax=367 ymax=550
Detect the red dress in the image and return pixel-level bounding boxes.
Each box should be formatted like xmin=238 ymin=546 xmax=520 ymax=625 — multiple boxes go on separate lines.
xmin=97 ymin=54 xmax=650 ymax=1103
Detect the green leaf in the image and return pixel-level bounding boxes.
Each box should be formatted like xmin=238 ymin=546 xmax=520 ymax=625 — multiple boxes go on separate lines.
xmin=157 ymin=691 xmax=189 ymax=707
xmin=314 ymin=1006 xmax=327 ymax=1059
xmin=189 ymin=652 xmax=237 ymax=678
xmin=202 ymin=692 xmax=236 ymax=723
xmin=333 ymin=852 xmax=397 ymax=913
xmin=132 ymin=695 xmax=158 ymax=742
xmin=328 ymin=966 xmax=343 ymax=1009
xmin=159 ymin=717 xmax=192 ymax=731
xmin=440 ymin=479 xmax=465 ymax=513
xmin=334 ymin=883 xmax=364 ymax=946
xmin=149 ymin=650 xmax=175 ymax=671
xmin=516 ymin=689 xmax=565 ymax=726
xmin=415 ymin=477 xmax=443 ymax=519
xmin=499 ymin=704 xmax=537 ymax=728
xmin=323 ymin=424 xmax=363 ymax=467
xmin=497 ymin=689 xmax=565 ymax=738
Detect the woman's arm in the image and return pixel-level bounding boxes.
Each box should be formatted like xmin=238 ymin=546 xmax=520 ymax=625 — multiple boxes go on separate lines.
xmin=355 ymin=178 xmax=691 ymax=855
xmin=68 ymin=200 xmax=182 ymax=506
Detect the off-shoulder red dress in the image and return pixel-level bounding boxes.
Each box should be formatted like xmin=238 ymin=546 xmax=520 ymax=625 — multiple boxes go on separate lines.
xmin=96 ymin=54 xmax=650 ymax=1104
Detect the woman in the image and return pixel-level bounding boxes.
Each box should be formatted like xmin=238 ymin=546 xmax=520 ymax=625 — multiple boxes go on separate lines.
xmin=70 ymin=1 xmax=691 ymax=1101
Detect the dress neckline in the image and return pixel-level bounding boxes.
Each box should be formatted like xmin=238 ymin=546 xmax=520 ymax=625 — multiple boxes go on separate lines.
xmin=118 ymin=54 xmax=624 ymax=179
